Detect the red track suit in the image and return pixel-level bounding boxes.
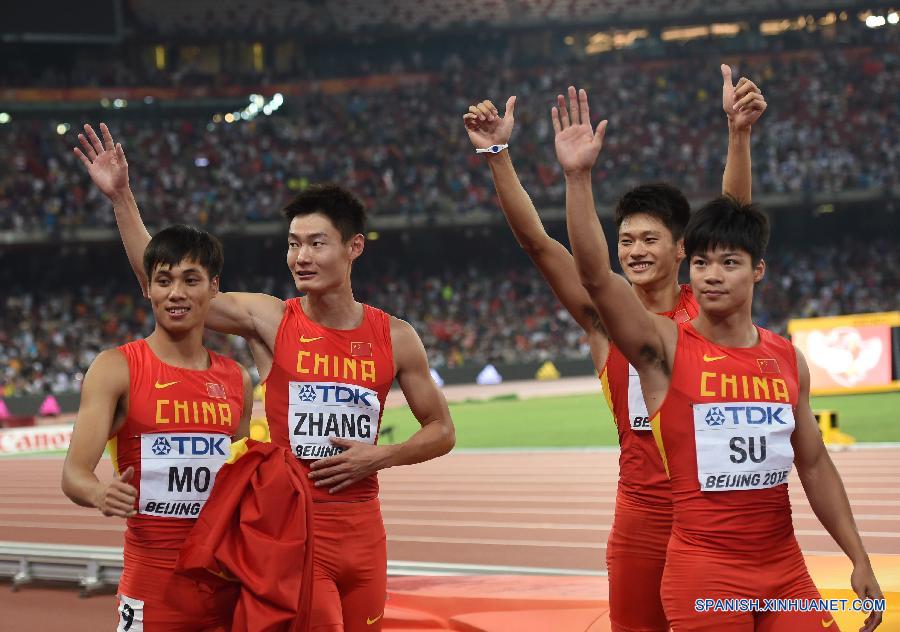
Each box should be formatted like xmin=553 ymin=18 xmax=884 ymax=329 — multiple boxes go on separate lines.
xmin=599 ymin=284 xmax=697 ymax=632
xmin=111 ymin=340 xmax=244 ymax=632
xmin=652 ymin=322 xmax=836 ymax=631
xmin=265 ymin=299 xmax=394 ymax=632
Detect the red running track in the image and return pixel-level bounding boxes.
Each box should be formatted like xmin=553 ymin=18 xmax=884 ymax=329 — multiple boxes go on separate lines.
xmin=2 ymin=448 xmax=900 ymax=569
xmin=2 ymin=448 xmax=900 ymax=630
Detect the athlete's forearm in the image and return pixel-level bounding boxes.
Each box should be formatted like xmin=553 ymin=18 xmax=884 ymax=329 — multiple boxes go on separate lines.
xmin=109 ymin=187 xmax=152 ymax=289
xmin=798 ymin=454 xmax=870 ymax=566
xmin=381 ymin=418 xmax=454 ymax=469
xmin=565 ymin=171 xmax=613 ymax=289
xmin=486 ymin=152 xmax=551 ymax=252
xmin=61 ymin=464 xmax=102 ymax=509
xmin=722 ymin=124 xmax=752 ymax=204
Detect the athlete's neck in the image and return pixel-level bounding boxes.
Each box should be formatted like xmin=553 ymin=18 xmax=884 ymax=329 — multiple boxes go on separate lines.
xmin=301 ymin=287 xmax=363 ymax=330
xmin=145 ymin=328 xmax=210 ymax=370
xmin=633 ymin=279 xmax=682 ymax=314
xmin=691 ymin=309 xmax=759 ymax=349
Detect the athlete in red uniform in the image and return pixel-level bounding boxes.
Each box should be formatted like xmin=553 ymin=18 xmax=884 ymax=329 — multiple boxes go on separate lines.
xmin=62 ymin=222 xmax=252 ymax=632
xmin=560 ymin=86 xmax=883 ymax=631
xmin=78 ymin=124 xmax=456 ymax=632
xmin=462 ymin=65 xmax=753 ymax=631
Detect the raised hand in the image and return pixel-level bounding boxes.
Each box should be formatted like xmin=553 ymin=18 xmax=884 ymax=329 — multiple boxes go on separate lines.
xmin=74 ymin=123 xmax=130 ymax=199
xmin=552 ymin=86 xmax=608 ymax=175
xmin=721 ymin=65 xmax=767 ymax=131
xmin=463 ymin=96 xmax=516 ymax=150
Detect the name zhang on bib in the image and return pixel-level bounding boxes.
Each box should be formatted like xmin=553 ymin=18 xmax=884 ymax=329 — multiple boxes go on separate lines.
xmin=288 ymin=381 xmax=381 ymax=460
xmin=692 ymin=401 xmax=795 ymax=492
xmin=139 ymin=432 xmax=231 ymax=518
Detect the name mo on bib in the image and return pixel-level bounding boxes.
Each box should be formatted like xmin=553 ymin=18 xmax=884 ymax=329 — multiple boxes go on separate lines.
xmin=139 ymin=433 xmax=231 ymax=518
xmin=289 ymin=381 xmax=380 ymax=459
xmin=693 ymin=401 xmax=795 ymax=492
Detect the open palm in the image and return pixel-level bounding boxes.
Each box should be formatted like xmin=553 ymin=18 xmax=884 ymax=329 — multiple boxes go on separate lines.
xmin=74 ymin=123 xmax=129 ymax=198
xmin=552 ymin=87 xmax=607 ymax=174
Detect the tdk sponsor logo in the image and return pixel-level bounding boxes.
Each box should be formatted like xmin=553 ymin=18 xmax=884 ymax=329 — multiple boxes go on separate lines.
xmin=152 ymin=437 xmax=172 ymax=456
xmin=704 ymin=405 xmax=789 ymax=427
xmin=152 ymin=435 xmax=228 ymax=456
xmin=297 ymin=384 xmax=316 ymax=402
xmin=705 ymin=408 xmax=726 ymax=427
xmin=293 ymin=383 xmax=374 ymax=407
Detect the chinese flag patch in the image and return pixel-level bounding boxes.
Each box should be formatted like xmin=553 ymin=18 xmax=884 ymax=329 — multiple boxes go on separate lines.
xmin=206 ymin=383 xmax=227 ymax=399
xmin=756 ymin=359 xmax=780 ymax=375
xmin=672 ymin=309 xmax=691 ymax=324
xmin=351 ymin=341 xmax=373 ymax=357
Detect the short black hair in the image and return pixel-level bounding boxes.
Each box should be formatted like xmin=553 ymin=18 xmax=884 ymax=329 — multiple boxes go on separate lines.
xmin=614 ymin=183 xmax=691 ymax=240
xmin=143 ymin=224 xmax=224 ymax=281
xmin=282 ymin=183 xmax=367 ymax=242
xmin=684 ymin=196 xmax=770 ymax=265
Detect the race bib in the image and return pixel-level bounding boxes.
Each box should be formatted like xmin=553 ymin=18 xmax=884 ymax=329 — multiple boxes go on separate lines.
xmin=693 ymin=402 xmax=795 ymax=492
xmin=117 ymin=594 xmax=144 ymax=632
xmin=288 ymin=381 xmax=381 ymax=460
xmin=627 ymin=363 xmax=652 ymax=432
xmin=139 ymin=432 xmax=231 ymax=518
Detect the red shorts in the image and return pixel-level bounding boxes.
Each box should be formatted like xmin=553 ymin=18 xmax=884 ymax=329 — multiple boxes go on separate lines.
xmin=310 ymin=498 xmax=387 ymax=632
xmin=605 ymin=497 xmax=672 ymax=632
xmin=117 ymin=542 xmax=239 ymax=632
xmin=661 ymin=530 xmax=837 ymax=631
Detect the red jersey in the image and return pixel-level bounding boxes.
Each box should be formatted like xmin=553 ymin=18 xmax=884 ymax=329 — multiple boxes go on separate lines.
xmin=111 ymin=339 xmax=244 ymax=550
xmin=599 ymin=284 xmax=698 ymax=506
xmin=264 ymin=299 xmax=394 ymax=503
xmin=652 ymin=322 xmax=800 ymax=553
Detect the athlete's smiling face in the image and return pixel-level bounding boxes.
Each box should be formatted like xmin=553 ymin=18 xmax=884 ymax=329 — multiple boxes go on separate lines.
xmin=617 ymin=213 xmax=684 ymax=288
xmin=690 ymin=246 xmax=765 ymax=316
xmin=287 ymin=213 xmax=364 ymax=294
xmin=147 ymin=258 xmax=219 ymax=334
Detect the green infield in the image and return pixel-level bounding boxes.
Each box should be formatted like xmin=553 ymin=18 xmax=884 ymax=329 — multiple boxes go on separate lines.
xmin=381 ymin=390 xmax=900 ymax=449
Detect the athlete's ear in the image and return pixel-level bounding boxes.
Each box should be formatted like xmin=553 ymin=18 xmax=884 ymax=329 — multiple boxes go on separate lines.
xmin=210 ymin=275 xmax=220 ymax=296
xmin=753 ymin=259 xmax=765 ymax=284
xmin=675 ymin=237 xmax=686 ymax=262
xmin=348 ymin=233 xmax=365 ymax=261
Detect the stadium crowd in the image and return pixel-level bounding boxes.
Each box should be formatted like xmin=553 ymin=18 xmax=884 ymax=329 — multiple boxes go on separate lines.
xmin=2 ymin=238 xmax=898 ymax=397
xmin=1 ymin=32 xmax=896 ymax=233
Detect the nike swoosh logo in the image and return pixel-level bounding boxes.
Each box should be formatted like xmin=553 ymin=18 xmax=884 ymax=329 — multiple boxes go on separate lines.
xmin=703 ymin=354 xmax=727 ymax=362
xmin=154 ymin=380 xmax=179 ymax=389
xmin=300 ymin=336 xmax=323 ymax=343
xmin=367 ymin=613 xmax=383 ymax=625
xmin=821 ymin=617 xmax=835 ymax=628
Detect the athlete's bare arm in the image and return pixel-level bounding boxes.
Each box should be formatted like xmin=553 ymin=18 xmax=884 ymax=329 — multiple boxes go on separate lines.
xmin=75 ymin=123 xmax=285 ymax=376
xmin=463 ymin=97 xmax=609 ymax=370
xmin=61 ymin=349 xmax=137 ymax=518
xmin=308 ymin=318 xmax=455 ymax=494
xmin=720 ymin=65 xmax=767 ymax=204
xmin=557 ymin=87 xmax=677 ymax=405
xmin=235 ymin=366 xmax=254 ymax=440
xmin=791 ymin=347 xmax=883 ymax=631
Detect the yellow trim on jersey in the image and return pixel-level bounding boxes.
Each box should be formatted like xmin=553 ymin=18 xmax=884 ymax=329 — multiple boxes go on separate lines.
xmin=649 ymin=411 xmax=670 ymax=478
xmin=598 ymin=367 xmax=616 ymax=427
xmin=107 ymin=436 xmax=119 ymax=476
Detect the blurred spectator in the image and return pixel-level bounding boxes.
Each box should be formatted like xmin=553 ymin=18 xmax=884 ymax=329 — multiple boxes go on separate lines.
xmin=1 ymin=33 xmax=897 ymax=232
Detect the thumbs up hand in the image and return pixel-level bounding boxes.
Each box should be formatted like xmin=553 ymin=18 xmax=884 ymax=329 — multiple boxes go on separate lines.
xmin=93 ymin=466 xmax=138 ymax=518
